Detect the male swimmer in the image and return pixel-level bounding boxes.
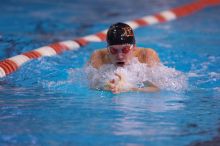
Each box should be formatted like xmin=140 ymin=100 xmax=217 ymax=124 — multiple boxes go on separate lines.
xmin=88 ymin=22 xmax=160 ymax=94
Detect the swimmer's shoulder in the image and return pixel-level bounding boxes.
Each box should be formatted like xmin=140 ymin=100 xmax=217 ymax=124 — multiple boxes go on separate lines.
xmin=135 ymin=48 xmax=157 ymax=54
xmin=135 ymin=47 xmax=160 ymax=65
xmin=89 ymin=48 xmax=110 ymax=69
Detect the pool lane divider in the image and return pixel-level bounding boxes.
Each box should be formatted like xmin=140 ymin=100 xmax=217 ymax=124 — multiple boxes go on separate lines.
xmin=0 ymin=0 xmax=220 ymax=78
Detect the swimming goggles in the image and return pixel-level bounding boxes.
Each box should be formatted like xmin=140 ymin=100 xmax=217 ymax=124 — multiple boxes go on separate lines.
xmin=108 ymin=45 xmax=133 ymax=54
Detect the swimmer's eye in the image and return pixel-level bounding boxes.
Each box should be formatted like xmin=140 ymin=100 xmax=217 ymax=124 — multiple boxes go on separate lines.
xmin=109 ymin=47 xmax=118 ymax=54
xmin=122 ymin=47 xmax=130 ymax=54
xmin=109 ymin=45 xmax=132 ymax=54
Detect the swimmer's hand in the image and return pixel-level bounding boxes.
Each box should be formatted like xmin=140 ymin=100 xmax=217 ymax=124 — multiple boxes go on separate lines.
xmin=104 ymin=73 xmax=132 ymax=94
xmin=104 ymin=79 xmax=121 ymax=94
xmin=105 ymin=74 xmax=159 ymax=94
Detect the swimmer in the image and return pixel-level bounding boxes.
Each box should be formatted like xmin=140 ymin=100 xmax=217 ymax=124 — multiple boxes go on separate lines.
xmin=88 ymin=22 xmax=160 ymax=93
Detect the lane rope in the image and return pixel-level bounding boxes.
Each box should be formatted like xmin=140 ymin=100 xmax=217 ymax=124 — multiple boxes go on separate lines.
xmin=0 ymin=0 xmax=220 ymax=78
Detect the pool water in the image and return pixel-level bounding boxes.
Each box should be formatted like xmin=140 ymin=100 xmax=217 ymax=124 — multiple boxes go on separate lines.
xmin=0 ymin=0 xmax=220 ymax=145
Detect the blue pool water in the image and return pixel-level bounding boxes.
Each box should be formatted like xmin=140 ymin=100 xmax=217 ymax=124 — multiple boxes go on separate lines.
xmin=0 ymin=0 xmax=220 ymax=145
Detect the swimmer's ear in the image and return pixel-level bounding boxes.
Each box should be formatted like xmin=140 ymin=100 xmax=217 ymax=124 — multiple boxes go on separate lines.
xmin=107 ymin=48 xmax=110 ymax=53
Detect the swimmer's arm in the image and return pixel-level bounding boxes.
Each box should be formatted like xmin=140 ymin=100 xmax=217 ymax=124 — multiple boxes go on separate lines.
xmin=132 ymin=86 xmax=159 ymax=92
xmin=131 ymin=81 xmax=160 ymax=92
xmin=89 ymin=49 xmax=105 ymax=69
xmin=145 ymin=49 xmax=160 ymax=66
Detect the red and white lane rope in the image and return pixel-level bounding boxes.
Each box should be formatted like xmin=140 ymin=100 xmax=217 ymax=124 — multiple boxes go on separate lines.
xmin=0 ymin=0 xmax=220 ymax=78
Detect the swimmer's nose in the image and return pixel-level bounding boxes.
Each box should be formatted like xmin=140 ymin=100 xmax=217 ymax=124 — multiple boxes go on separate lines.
xmin=116 ymin=53 xmax=124 ymax=59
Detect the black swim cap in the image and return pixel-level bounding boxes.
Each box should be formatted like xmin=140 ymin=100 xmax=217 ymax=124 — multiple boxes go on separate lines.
xmin=107 ymin=22 xmax=135 ymax=46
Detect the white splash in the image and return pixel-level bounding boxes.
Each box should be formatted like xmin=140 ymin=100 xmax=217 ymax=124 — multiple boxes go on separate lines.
xmin=85 ymin=58 xmax=188 ymax=91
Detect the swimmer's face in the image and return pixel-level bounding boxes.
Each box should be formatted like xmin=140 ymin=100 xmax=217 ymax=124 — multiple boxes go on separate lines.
xmin=108 ymin=44 xmax=135 ymax=67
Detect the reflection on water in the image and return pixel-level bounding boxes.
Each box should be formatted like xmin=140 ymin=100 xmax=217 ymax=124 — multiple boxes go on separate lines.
xmin=113 ymin=92 xmax=185 ymax=112
xmin=111 ymin=92 xmax=185 ymax=137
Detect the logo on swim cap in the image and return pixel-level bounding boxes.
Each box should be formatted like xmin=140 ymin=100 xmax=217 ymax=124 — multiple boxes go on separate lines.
xmin=107 ymin=22 xmax=135 ymax=46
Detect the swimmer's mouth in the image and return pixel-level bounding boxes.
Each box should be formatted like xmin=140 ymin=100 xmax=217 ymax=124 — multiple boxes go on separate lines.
xmin=116 ymin=62 xmax=125 ymax=66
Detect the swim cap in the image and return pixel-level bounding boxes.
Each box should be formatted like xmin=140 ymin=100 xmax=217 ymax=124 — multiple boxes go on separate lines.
xmin=107 ymin=22 xmax=135 ymax=46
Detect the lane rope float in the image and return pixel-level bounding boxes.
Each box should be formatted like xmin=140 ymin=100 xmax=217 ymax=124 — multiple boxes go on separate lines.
xmin=0 ymin=0 xmax=220 ymax=78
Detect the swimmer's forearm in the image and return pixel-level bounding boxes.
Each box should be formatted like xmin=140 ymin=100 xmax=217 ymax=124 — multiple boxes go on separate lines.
xmin=132 ymin=86 xmax=160 ymax=92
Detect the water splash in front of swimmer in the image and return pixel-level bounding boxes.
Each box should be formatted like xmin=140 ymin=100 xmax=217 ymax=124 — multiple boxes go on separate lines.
xmin=41 ymin=68 xmax=89 ymax=93
xmin=187 ymin=55 xmax=220 ymax=91
xmin=1 ymin=56 xmax=90 ymax=94
xmin=85 ymin=57 xmax=188 ymax=92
